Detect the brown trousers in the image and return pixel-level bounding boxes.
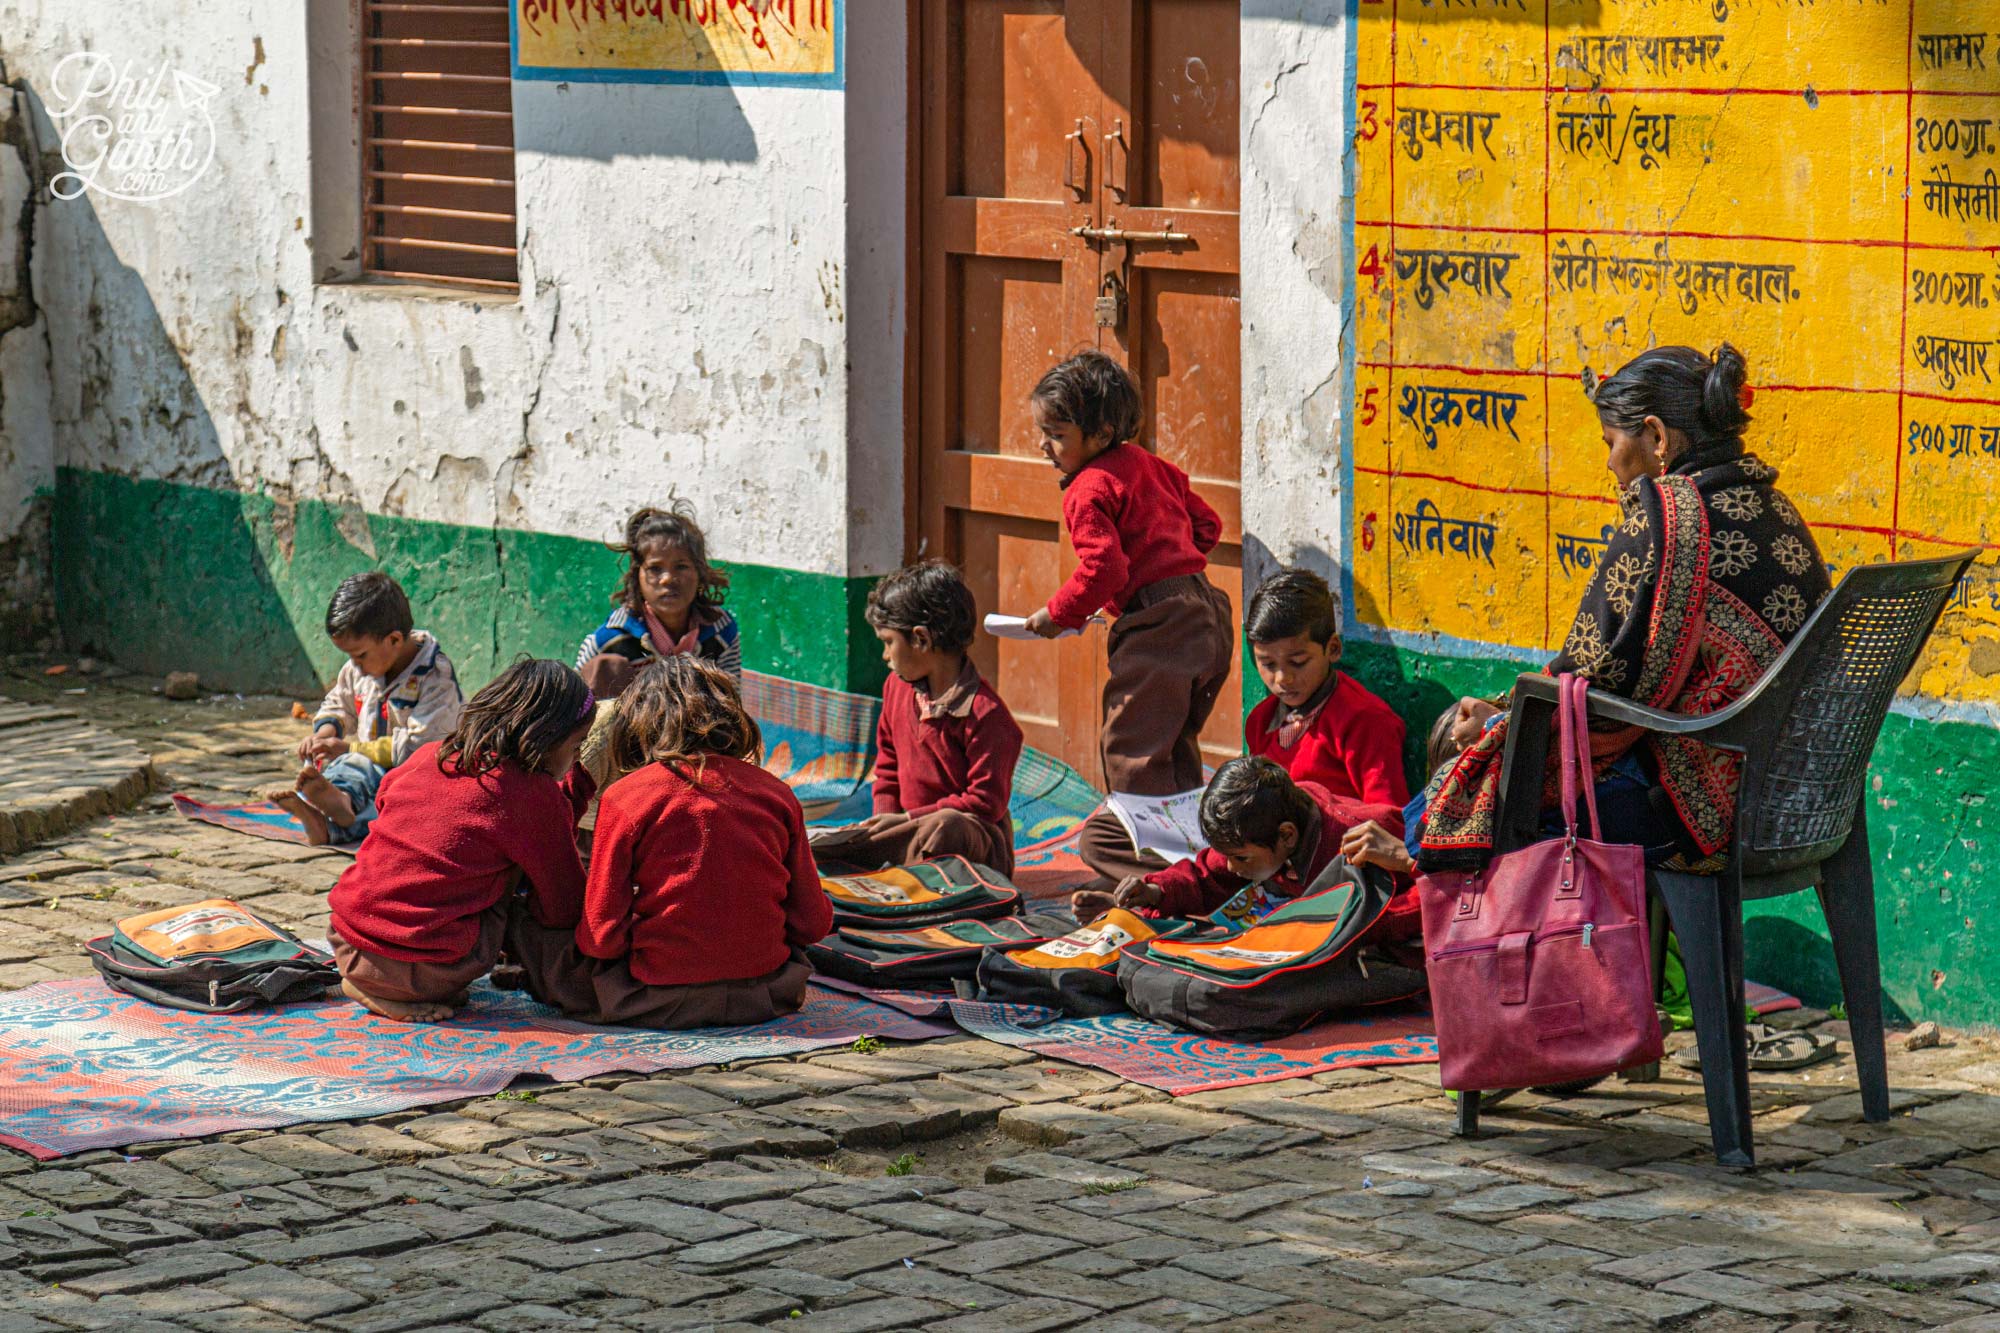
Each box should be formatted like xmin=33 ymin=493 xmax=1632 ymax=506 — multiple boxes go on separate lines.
xmin=1074 ymin=808 xmax=1172 ymax=886
xmin=1101 ymin=573 xmax=1235 ymax=795
xmin=331 ymin=897 xmax=564 ymax=1006
xmin=518 ymin=934 xmax=814 ymax=1029
xmin=818 ymin=808 xmax=1015 ymax=878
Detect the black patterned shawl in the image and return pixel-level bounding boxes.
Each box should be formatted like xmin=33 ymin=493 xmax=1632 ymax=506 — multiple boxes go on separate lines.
xmin=1417 ymin=444 xmax=1832 ymax=871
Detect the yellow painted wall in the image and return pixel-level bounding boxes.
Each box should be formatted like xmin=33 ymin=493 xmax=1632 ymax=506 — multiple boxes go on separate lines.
xmin=1350 ymin=0 xmax=2000 ymax=703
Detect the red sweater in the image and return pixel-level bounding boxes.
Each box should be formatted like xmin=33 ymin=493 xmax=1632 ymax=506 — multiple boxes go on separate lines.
xmin=1045 ymin=442 xmax=1223 ymax=628
xmin=873 ymin=667 xmax=1024 ymax=845
xmin=1246 ymin=671 xmax=1410 ymax=834
xmin=329 ymin=743 xmax=595 ymax=964
xmin=579 ymin=755 xmax=833 ymax=986
xmin=1143 ymin=780 xmax=1353 ymax=919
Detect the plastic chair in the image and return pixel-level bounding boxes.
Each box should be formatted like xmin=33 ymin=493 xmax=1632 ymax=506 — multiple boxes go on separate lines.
xmin=1456 ymin=548 xmax=1977 ymax=1166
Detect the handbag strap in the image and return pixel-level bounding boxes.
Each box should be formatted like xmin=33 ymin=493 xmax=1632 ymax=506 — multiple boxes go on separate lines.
xmin=1555 ymin=673 xmax=1605 ymax=843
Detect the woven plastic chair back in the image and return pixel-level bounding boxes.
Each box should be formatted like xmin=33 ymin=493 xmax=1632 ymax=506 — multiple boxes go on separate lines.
xmin=1739 ymin=553 xmax=1972 ymax=875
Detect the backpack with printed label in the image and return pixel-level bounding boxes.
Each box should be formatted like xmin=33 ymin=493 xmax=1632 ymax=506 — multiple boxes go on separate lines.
xmin=1115 ymin=863 xmax=1427 ymax=1039
xmin=807 ymin=913 xmax=1075 ymax=991
xmin=85 ymin=899 xmax=341 ymax=1014
xmin=819 ymin=856 xmax=1023 ymax=930
xmin=973 ymin=908 xmax=1189 ymax=1017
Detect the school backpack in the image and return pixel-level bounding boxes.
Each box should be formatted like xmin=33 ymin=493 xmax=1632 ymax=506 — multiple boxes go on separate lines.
xmin=1116 ymin=866 xmax=1427 ymax=1040
xmin=807 ymin=914 xmax=1075 ymax=991
xmin=85 ymin=899 xmax=341 ymax=1014
xmin=974 ymin=908 xmax=1185 ymax=1017
xmin=819 ymin=856 xmax=1023 ymax=930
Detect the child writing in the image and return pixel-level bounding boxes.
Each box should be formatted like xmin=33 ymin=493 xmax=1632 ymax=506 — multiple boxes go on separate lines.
xmin=326 ymin=660 xmax=597 ymax=1023
xmin=813 ymin=560 xmax=1025 ymax=874
xmin=523 ymin=657 xmax=833 ymax=1029
xmin=1072 ymin=756 xmax=1393 ymax=928
xmin=1020 ymin=350 xmax=1235 ymax=886
xmin=577 ymin=502 xmax=742 ymax=699
xmin=1244 ymin=568 xmax=1408 ymax=830
xmin=273 ymin=572 xmax=463 ymax=846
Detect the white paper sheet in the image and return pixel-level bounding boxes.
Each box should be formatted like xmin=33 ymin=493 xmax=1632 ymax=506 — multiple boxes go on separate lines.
xmin=983 ymin=613 xmax=1096 ymax=641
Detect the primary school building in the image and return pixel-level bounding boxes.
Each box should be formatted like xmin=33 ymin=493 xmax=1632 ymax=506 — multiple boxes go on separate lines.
xmin=3 ymin=1 xmax=1999 ymax=1029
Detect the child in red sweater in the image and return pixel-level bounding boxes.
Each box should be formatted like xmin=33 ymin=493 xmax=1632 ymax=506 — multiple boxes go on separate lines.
xmin=1244 ymin=568 xmax=1408 ymax=832
xmin=523 ymin=656 xmax=833 ymax=1029
xmin=813 ymin=560 xmax=1025 ymax=874
xmin=1020 ymin=351 xmax=1235 ymax=885
xmin=1072 ymin=757 xmax=1417 ymax=939
xmin=327 ymin=660 xmax=598 ymax=1024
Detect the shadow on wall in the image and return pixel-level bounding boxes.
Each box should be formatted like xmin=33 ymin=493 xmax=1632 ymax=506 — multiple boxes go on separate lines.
xmin=512 ymin=15 xmax=758 ymax=164
xmin=1744 ymin=913 xmax=1914 ymax=1024
xmin=20 ymin=77 xmax=324 ymax=695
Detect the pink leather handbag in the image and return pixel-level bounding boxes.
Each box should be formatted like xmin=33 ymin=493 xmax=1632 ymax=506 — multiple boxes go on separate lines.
xmin=1419 ymin=673 xmax=1662 ymax=1092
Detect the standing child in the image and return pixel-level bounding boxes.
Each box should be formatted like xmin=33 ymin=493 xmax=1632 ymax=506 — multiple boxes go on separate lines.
xmin=1020 ymin=351 xmax=1235 ymax=885
xmin=1244 ymin=568 xmax=1408 ymax=832
xmin=576 ymin=502 xmax=743 ymax=698
xmin=327 ymin=660 xmax=597 ymax=1023
xmin=524 ymin=657 xmax=833 ymax=1029
xmin=813 ymin=560 xmax=1025 ymax=874
xmin=273 ymin=572 xmax=463 ymax=846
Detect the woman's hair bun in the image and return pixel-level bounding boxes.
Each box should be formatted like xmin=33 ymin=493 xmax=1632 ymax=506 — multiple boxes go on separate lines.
xmin=1700 ymin=342 xmax=1751 ymax=437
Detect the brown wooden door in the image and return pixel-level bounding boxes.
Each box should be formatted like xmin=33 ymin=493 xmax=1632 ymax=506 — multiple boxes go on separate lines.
xmin=918 ymin=0 xmax=1242 ymax=784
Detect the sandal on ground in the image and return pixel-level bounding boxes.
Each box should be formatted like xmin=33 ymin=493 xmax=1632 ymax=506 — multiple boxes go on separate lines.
xmin=1673 ymin=1024 xmax=1838 ymax=1072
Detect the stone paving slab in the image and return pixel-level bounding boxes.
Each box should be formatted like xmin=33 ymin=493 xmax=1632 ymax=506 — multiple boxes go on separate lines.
xmin=3 ymin=659 xmax=2000 ymax=1330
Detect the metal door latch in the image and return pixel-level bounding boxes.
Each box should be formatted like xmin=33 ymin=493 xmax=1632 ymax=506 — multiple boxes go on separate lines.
xmin=1071 ymin=218 xmax=1192 ymax=246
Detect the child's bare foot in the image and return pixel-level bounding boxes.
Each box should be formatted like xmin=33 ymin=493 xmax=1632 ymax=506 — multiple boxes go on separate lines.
xmin=342 ymin=977 xmax=457 ymax=1023
xmin=295 ymin=766 xmax=358 ymax=827
xmin=267 ymin=790 xmax=332 ymax=845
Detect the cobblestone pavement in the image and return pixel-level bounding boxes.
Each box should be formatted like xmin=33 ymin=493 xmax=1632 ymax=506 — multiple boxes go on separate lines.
xmin=4 ymin=659 xmax=2000 ymax=1332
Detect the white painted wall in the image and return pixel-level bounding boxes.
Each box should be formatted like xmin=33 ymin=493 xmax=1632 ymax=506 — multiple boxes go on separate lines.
xmin=1239 ymin=2 xmax=1353 ymax=598
xmin=0 ymin=83 xmax=53 ymax=638
xmin=5 ymin=0 xmax=905 ymax=580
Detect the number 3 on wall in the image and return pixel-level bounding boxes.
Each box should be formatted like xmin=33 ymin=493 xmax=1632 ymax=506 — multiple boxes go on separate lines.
xmin=1356 ymin=100 xmax=1379 ymax=143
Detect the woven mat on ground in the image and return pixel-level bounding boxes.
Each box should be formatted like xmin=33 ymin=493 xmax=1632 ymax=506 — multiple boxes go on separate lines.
xmin=0 ymin=979 xmax=952 ymax=1160
xmin=169 ymin=794 xmax=357 ymax=854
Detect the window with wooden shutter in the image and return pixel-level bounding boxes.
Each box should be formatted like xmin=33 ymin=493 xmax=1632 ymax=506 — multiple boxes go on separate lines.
xmin=361 ymin=0 xmax=517 ymax=290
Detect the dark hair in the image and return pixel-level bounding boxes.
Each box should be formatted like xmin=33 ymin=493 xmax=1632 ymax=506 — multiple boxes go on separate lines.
xmin=1198 ymin=756 xmax=1316 ymax=850
xmin=1426 ymin=703 xmax=1460 ymax=777
xmin=603 ymin=655 xmax=762 ymax=780
xmin=612 ymin=502 xmax=730 ymax=618
xmin=1590 ymin=343 xmax=1751 ymax=453
xmin=864 ymin=560 xmax=978 ymax=655
xmin=437 ymin=659 xmax=593 ymax=779
xmin=325 ymin=572 xmax=413 ymax=641
xmin=1030 ymin=350 xmax=1143 ymax=447
xmin=1245 ymin=568 xmax=1338 ymax=646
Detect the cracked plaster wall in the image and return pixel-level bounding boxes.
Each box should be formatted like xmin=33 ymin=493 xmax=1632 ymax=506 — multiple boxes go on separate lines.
xmin=4 ymin=0 xmax=902 ymax=623
xmin=1241 ymin=3 xmax=1351 ymax=595
xmin=0 ymin=76 xmax=52 ymax=647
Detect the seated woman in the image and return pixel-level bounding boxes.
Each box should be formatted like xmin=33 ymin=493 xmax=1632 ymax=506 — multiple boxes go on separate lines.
xmin=1418 ymin=343 xmax=1831 ymax=872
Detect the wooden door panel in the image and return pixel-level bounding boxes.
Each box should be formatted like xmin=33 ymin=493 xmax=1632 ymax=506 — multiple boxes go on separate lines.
xmin=957 ymin=1 xmax=1102 ymax=206
xmin=1134 ymin=0 xmax=1239 ymax=214
xmin=952 ymin=256 xmax=1068 ymax=457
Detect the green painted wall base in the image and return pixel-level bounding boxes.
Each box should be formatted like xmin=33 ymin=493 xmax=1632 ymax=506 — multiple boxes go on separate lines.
xmin=52 ymin=468 xmax=884 ymax=699
xmin=1344 ymin=638 xmax=2000 ymax=1031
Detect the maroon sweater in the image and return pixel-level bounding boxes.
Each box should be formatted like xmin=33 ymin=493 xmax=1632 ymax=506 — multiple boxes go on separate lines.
xmin=329 ymin=743 xmax=595 ymax=964
xmin=872 ymin=666 xmax=1024 ymax=848
xmin=1246 ymin=672 xmax=1409 ymax=834
xmin=578 ymin=755 xmax=833 ymax=986
xmin=1045 ymin=442 xmax=1223 ymax=628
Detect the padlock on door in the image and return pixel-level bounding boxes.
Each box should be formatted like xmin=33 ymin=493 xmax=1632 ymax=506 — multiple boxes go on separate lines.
xmin=1094 ymin=272 xmax=1126 ymax=331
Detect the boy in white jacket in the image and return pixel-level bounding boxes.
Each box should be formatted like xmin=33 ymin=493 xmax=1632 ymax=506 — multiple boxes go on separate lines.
xmin=271 ymin=573 xmax=463 ymax=845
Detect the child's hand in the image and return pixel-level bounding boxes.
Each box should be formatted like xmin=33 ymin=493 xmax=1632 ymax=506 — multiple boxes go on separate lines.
xmin=1024 ymin=608 xmax=1064 ymax=639
xmin=1340 ymin=820 xmax=1416 ymax=875
xmin=1449 ymin=697 xmax=1501 ymax=751
xmin=305 ymin=733 xmax=348 ymax=765
xmin=1112 ymin=877 xmax=1163 ymax=910
xmin=1070 ymin=888 xmax=1116 ymax=921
